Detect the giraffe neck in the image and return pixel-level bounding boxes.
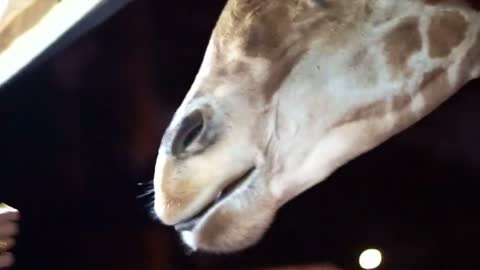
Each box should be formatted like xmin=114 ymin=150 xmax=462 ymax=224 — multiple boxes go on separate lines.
xmin=373 ymin=0 xmax=480 ymax=80
xmin=337 ymin=0 xmax=480 ymax=107
xmin=265 ymin=0 xmax=480 ymax=203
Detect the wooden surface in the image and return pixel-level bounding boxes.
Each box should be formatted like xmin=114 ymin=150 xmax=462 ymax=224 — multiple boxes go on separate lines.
xmin=0 ymin=0 xmax=58 ymax=54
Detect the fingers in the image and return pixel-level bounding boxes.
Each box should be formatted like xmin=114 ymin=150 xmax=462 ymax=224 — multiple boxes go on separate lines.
xmin=0 ymin=205 xmax=19 ymax=238
xmin=0 ymin=205 xmax=17 ymax=269
xmin=0 ymin=212 xmax=19 ymax=223
xmin=0 ymin=223 xmax=17 ymax=238
xmin=0 ymin=237 xmax=17 ymax=269
xmin=0 ymin=238 xmax=15 ymax=252
xmin=0 ymin=204 xmax=19 ymax=223
xmin=0 ymin=252 xmax=13 ymax=269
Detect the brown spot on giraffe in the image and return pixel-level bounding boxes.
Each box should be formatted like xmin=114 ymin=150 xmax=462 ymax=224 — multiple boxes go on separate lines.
xmin=420 ymin=67 xmax=446 ymax=90
xmin=428 ymin=11 xmax=468 ymax=58
xmin=458 ymin=30 xmax=480 ymax=81
xmin=212 ymin=1 xmax=317 ymax=102
xmin=419 ymin=67 xmax=450 ymax=108
xmin=392 ymin=94 xmax=413 ymax=111
xmin=212 ymin=0 xmax=371 ymax=102
xmin=214 ymin=1 xmax=295 ymax=60
xmin=384 ymin=16 xmax=422 ymax=75
xmin=334 ymin=91 xmax=415 ymax=129
xmin=333 ymin=90 xmax=412 ymax=127
xmin=334 ymin=100 xmax=387 ymax=128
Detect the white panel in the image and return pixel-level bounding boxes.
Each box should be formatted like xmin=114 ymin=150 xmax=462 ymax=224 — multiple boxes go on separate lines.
xmin=0 ymin=0 xmax=103 ymax=86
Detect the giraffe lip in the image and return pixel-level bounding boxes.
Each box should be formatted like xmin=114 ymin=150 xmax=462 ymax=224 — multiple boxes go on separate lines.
xmin=174 ymin=167 xmax=256 ymax=232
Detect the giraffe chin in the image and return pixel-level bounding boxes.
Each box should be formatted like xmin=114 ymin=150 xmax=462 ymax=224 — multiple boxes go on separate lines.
xmin=175 ymin=175 xmax=277 ymax=254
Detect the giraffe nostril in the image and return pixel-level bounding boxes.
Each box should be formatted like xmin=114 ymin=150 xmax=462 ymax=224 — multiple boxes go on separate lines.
xmin=171 ymin=110 xmax=205 ymax=157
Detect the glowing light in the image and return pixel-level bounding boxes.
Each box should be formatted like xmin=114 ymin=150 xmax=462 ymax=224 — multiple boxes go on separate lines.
xmin=359 ymin=249 xmax=382 ymax=269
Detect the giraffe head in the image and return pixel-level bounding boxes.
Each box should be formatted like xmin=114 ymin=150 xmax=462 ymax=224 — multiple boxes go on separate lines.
xmin=153 ymin=0 xmax=480 ymax=253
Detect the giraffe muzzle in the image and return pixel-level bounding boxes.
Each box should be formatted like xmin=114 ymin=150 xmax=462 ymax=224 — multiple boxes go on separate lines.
xmin=173 ymin=166 xmax=257 ymax=232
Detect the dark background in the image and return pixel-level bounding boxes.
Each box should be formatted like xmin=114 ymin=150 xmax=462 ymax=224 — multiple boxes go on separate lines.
xmin=0 ymin=1 xmax=479 ymax=269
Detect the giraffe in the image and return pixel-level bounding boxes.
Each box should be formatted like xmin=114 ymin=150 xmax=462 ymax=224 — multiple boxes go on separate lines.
xmin=153 ymin=0 xmax=480 ymax=253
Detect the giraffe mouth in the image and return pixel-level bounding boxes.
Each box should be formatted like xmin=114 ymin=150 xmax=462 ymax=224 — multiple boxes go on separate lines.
xmin=174 ymin=167 xmax=256 ymax=232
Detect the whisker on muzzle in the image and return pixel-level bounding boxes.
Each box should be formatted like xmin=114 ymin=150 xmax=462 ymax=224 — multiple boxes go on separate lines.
xmin=136 ymin=180 xmax=160 ymax=222
xmin=136 ymin=180 xmax=153 ymax=198
xmin=136 ymin=188 xmax=154 ymax=199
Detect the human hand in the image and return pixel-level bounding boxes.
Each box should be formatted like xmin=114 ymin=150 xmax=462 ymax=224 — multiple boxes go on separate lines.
xmin=0 ymin=204 xmax=19 ymax=269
